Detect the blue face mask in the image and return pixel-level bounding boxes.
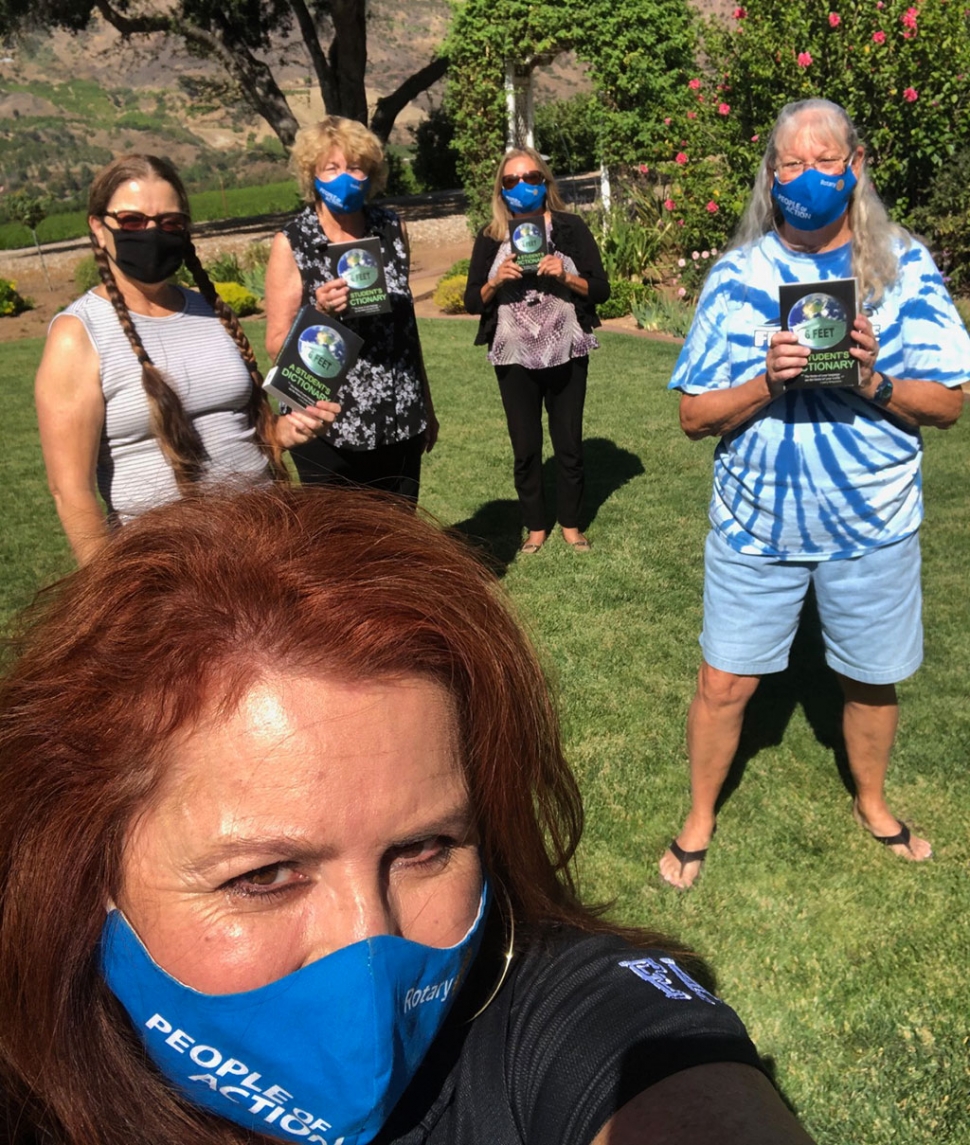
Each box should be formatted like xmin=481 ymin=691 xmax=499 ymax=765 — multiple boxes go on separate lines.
xmin=771 ymin=165 xmax=857 ymax=232
xmin=315 ymin=172 xmax=370 ymax=215
xmin=501 ymin=181 xmax=547 ymax=215
xmin=100 ymin=883 xmax=489 ymax=1145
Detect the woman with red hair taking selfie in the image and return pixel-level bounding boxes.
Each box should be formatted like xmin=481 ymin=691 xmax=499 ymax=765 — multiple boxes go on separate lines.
xmin=0 ymin=486 xmax=814 ymax=1145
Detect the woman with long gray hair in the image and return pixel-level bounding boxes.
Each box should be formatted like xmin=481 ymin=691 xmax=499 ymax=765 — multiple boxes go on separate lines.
xmin=660 ymin=99 xmax=968 ymax=890
xmin=35 ymin=154 xmax=338 ymax=564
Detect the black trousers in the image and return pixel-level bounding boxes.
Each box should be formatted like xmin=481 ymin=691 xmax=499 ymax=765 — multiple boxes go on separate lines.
xmin=495 ymin=356 xmax=588 ymax=531
xmin=289 ymin=434 xmax=424 ymax=503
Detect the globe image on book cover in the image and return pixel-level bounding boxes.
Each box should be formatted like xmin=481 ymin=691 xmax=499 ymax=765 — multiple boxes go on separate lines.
xmin=336 ymin=247 xmax=380 ymax=290
xmin=298 ymin=325 xmax=348 ymax=378
xmin=787 ymin=292 xmax=849 ymax=349
xmin=512 ymin=221 xmax=543 ymax=253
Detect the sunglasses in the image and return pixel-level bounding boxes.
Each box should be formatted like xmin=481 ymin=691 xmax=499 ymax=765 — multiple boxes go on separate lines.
xmin=501 ymin=170 xmax=545 ymax=191
xmin=101 ymin=210 xmax=191 ymax=234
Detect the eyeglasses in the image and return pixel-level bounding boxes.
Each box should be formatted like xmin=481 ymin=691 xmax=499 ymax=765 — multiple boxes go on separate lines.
xmin=501 ymin=170 xmax=545 ymax=191
xmin=101 ymin=210 xmax=191 ymax=234
xmin=775 ymin=155 xmax=851 ymax=182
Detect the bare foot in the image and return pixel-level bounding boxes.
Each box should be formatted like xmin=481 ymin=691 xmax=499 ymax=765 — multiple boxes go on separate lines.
xmin=852 ymin=800 xmax=932 ymax=861
xmin=659 ymin=819 xmax=716 ymax=890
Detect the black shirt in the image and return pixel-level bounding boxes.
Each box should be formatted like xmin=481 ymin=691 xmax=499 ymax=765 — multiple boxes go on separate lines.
xmin=378 ymin=925 xmax=762 ymax=1145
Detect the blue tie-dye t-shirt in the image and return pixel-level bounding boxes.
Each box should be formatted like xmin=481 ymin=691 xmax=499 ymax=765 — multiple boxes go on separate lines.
xmin=669 ymin=232 xmax=969 ymax=559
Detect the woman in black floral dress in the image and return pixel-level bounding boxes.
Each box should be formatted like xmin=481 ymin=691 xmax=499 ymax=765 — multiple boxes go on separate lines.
xmin=265 ymin=117 xmax=437 ymax=501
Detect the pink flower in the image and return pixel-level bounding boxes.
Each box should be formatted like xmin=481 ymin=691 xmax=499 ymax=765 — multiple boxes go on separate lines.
xmin=901 ymin=7 xmax=918 ymax=28
xmin=677 ymin=258 xmax=686 ymax=268
xmin=711 ymin=248 xmax=719 ymax=256
xmin=829 ymin=12 xmax=841 ymax=26
xmin=688 ymin=78 xmax=701 ymax=90
xmin=706 ymin=201 xmax=719 ymax=213
xmin=902 ymin=29 xmax=913 ymax=38
xmin=701 ymin=250 xmax=710 ymax=258
xmin=872 ymin=30 xmax=886 ymax=43
xmin=876 ymin=1 xmax=884 ymax=6
xmin=663 ymin=116 xmax=672 ymax=125
xmin=751 ymin=134 xmax=760 ymax=142
xmin=687 ymin=111 xmax=697 ymax=119
xmin=677 ymin=287 xmax=687 ymax=297
xmin=718 ymin=102 xmax=731 ymax=115
xmin=663 ymin=199 xmax=676 ymax=211
xmin=903 ymin=87 xmax=919 ymax=101
xmin=677 ymin=219 xmax=685 ymax=227
xmin=638 ymin=164 xmax=649 ymax=174
xmin=675 ymin=152 xmax=688 ymax=165
xmin=732 ymin=6 xmax=747 ymax=17
xmin=797 ymin=51 xmax=813 ymax=67
xmin=691 ymin=251 xmax=700 ymax=260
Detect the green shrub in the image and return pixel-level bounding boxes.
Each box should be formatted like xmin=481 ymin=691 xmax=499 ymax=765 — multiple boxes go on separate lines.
xmin=74 ymin=255 xmax=101 ymax=293
xmin=0 ymin=277 xmax=34 ymax=317
xmin=385 ymin=151 xmax=421 ymax=197
xmin=411 ymin=106 xmax=461 ymax=192
xmin=598 ymin=278 xmax=636 ymax=320
xmin=432 ymin=274 xmax=468 ymax=314
xmin=240 ymin=265 xmax=266 ymax=301
xmin=205 ymin=252 xmax=245 ymax=285
xmin=444 ymin=258 xmax=471 ymax=280
xmin=908 ymin=147 xmax=970 ymax=298
xmin=214 ymin=281 xmax=260 ymax=317
xmin=955 ymin=297 xmax=970 ymax=329
xmin=632 ymin=288 xmax=695 ymax=338
xmin=535 ymin=93 xmax=602 ymax=176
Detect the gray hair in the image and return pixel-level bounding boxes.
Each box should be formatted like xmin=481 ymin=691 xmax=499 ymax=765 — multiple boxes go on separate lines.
xmin=731 ymin=99 xmax=909 ymax=306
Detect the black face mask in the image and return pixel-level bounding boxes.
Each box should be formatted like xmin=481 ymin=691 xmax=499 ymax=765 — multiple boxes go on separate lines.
xmin=106 ymin=227 xmax=187 ymax=285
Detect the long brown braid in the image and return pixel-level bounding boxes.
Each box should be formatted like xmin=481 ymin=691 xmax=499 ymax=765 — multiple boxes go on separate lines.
xmin=88 ymin=155 xmax=287 ymax=493
xmin=180 ymin=241 xmax=287 ymax=481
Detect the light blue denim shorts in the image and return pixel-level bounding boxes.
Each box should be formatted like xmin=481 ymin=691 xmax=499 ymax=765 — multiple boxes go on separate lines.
xmin=700 ymin=527 xmax=923 ymax=685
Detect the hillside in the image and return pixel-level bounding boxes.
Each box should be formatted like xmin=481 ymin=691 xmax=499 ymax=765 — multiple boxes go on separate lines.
xmin=0 ymin=0 xmax=730 ymax=204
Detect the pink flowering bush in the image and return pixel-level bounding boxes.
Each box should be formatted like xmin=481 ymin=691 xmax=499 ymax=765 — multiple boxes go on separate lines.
xmin=685 ymin=0 xmax=970 ymax=231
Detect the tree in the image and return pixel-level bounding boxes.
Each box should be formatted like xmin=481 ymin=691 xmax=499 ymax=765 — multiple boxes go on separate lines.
xmin=5 ymin=190 xmax=54 ymax=291
xmin=445 ymin=0 xmax=696 ymax=226
xmin=0 ymin=0 xmax=449 ymax=146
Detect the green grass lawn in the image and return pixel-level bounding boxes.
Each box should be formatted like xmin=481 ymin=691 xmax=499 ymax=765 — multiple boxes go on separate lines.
xmin=2 ymin=319 xmax=968 ymax=1143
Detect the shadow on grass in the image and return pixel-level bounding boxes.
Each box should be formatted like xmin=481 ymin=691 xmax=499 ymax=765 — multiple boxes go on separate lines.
xmin=451 ymin=436 xmax=644 ymax=578
xmin=717 ymin=588 xmax=853 ymax=811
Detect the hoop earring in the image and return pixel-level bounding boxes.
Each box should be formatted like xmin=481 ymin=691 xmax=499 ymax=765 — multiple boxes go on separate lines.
xmin=468 ymin=883 xmax=516 ymax=1022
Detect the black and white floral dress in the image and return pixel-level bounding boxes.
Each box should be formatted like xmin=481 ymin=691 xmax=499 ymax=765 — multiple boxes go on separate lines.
xmin=281 ymin=204 xmax=427 ymax=451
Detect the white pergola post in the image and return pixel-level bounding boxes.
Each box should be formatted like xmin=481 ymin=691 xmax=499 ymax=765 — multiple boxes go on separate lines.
xmin=504 ymin=53 xmax=558 ymax=151
xmin=504 ymin=61 xmax=535 ymax=149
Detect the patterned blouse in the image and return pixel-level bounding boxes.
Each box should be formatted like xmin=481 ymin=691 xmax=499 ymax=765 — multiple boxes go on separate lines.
xmin=486 ymin=220 xmax=599 ymax=369
xmin=281 ymin=204 xmax=427 ymax=450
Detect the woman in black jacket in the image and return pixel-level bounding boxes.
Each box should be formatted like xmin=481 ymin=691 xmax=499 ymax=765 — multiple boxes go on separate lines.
xmin=465 ymin=148 xmax=609 ymax=554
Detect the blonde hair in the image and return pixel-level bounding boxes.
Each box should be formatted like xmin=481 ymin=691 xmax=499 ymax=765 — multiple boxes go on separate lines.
xmin=731 ymin=99 xmax=909 ymax=307
xmin=485 ymin=147 xmax=567 ymax=241
xmin=290 ymin=117 xmax=387 ymax=204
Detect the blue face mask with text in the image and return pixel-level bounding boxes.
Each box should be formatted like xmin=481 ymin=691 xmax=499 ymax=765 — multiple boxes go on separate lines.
xmin=100 ymin=883 xmax=489 ymax=1145
xmin=315 ymin=172 xmax=370 ymax=215
xmin=501 ymin=181 xmax=547 ymax=215
xmin=771 ymin=165 xmax=857 ymax=232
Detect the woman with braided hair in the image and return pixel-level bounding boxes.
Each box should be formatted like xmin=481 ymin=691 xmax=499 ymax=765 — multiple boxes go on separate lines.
xmin=35 ymin=154 xmax=339 ymax=564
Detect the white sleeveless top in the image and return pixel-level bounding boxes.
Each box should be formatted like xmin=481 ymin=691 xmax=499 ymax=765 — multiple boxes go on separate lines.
xmin=55 ymin=288 xmax=268 ymax=523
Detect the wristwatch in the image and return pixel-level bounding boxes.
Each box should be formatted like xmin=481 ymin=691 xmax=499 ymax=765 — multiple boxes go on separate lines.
xmin=872 ymin=374 xmax=894 ymax=406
